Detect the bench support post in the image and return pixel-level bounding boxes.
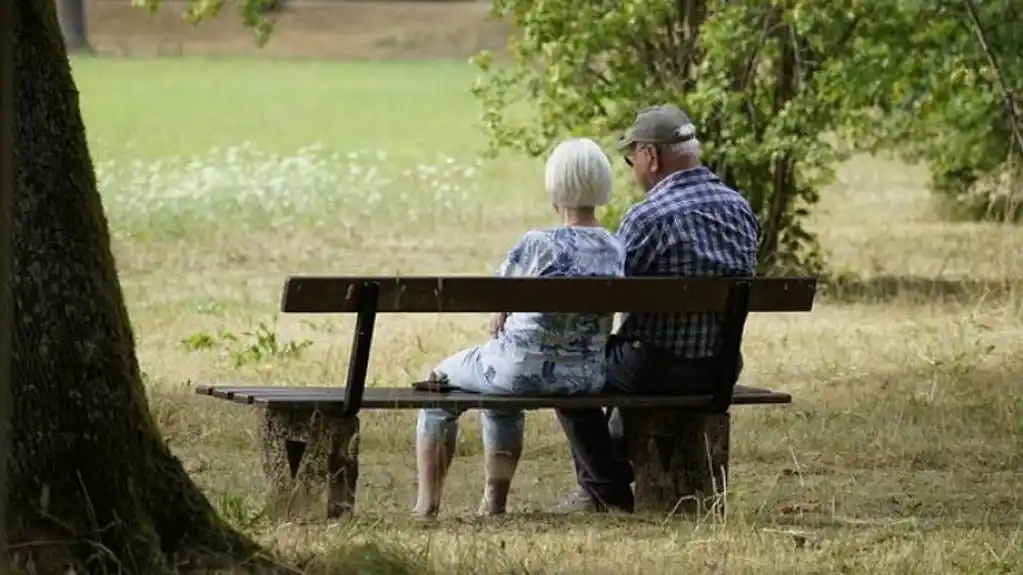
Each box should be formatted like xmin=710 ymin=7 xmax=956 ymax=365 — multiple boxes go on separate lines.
xmin=261 ymin=407 xmax=360 ymax=520
xmin=341 ymin=280 xmax=380 ymax=418
xmin=712 ymin=281 xmax=751 ymax=412
xmin=623 ymin=409 xmax=729 ymax=517
xmin=622 ymin=279 xmax=746 ymax=516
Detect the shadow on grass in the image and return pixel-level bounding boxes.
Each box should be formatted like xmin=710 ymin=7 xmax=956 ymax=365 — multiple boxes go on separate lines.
xmin=296 ymin=538 xmax=530 ymax=575
xmin=751 ymin=361 xmax=1022 ymax=469
xmin=820 ymin=274 xmax=1023 ymax=306
xmin=300 ymin=540 xmax=431 ymax=575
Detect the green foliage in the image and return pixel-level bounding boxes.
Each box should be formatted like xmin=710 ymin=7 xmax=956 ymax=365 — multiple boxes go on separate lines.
xmin=472 ymin=0 xmax=859 ymax=273
xmin=132 ymin=0 xmax=278 ymax=45
xmin=472 ymin=0 xmax=1023 ymax=272
xmin=597 ymin=177 xmax=645 ymax=232
xmin=212 ymin=488 xmax=268 ymax=531
xmin=899 ymin=1 xmax=1022 ymax=223
xmin=181 ymin=319 xmax=313 ymax=367
xmin=802 ymin=0 xmax=1023 ymax=222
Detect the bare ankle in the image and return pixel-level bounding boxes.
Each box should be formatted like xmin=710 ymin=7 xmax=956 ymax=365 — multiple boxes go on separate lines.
xmin=413 ymin=502 xmax=440 ymax=517
xmin=480 ymin=448 xmax=520 ymax=515
xmin=479 ymin=479 xmax=511 ymax=515
xmin=415 ymin=435 xmax=455 ymax=518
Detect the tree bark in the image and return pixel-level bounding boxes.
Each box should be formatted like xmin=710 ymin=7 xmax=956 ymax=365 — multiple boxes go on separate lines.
xmin=55 ymin=0 xmax=91 ymax=53
xmin=7 ymin=1 xmax=265 ymax=572
xmin=1 ymin=0 xmax=15 ymax=557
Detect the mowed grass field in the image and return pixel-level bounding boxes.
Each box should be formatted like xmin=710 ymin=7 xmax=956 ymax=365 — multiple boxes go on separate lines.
xmin=72 ymin=58 xmax=1023 ymax=574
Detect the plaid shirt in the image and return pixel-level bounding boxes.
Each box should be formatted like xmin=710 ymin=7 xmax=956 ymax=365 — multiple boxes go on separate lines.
xmin=616 ymin=167 xmax=759 ymax=359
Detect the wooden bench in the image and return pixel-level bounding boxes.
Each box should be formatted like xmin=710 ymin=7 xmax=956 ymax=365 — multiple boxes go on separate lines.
xmin=196 ymin=275 xmax=817 ymax=519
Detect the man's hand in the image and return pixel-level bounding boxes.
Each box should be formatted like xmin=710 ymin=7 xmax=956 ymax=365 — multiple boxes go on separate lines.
xmin=489 ymin=312 xmax=508 ymax=337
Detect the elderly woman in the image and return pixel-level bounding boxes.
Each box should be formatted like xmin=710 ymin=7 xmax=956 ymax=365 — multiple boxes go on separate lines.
xmin=413 ymin=138 xmax=625 ymax=517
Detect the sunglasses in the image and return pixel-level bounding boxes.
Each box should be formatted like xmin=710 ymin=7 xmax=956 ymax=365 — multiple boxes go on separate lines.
xmin=622 ymin=144 xmax=661 ymax=168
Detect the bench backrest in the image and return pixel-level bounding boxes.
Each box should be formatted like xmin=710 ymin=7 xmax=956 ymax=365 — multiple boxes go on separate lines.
xmin=279 ymin=275 xmax=818 ymax=417
xmin=281 ymin=276 xmax=817 ymax=314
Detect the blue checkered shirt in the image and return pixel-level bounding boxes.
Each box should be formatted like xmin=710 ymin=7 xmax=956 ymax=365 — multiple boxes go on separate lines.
xmin=616 ymin=167 xmax=759 ymax=359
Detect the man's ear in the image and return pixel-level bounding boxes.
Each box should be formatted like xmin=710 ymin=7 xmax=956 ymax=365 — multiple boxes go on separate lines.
xmin=647 ymin=149 xmax=660 ymax=175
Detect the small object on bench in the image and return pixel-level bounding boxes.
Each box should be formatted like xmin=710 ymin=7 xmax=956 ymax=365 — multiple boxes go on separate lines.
xmin=196 ymin=275 xmax=817 ymax=519
xmin=410 ymin=370 xmax=456 ymax=393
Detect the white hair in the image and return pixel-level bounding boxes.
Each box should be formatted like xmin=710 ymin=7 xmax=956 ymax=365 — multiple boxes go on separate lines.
xmin=544 ymin=138 xmax=613 ymax=208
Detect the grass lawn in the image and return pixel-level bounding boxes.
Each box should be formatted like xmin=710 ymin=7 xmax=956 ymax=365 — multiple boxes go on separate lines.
xmin=73 ymin=57 xmax=1023 ymax=574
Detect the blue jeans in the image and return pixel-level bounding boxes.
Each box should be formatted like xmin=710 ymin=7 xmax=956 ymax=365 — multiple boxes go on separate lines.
xmin=416 ymin=345 xmax=526 ymax=454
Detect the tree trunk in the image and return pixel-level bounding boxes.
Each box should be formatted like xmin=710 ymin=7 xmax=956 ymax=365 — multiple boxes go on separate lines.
xmin=1 ymin=0 xmax=15 ymax=554
xmin=55 ymin=0 xmax=90 ymax=53
xmin=7 ymin=1 xmax=265 ymax=572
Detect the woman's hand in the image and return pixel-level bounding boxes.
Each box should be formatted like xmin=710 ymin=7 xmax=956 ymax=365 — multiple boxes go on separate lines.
xmin=488 ymin=312 xmax=508 ymax=337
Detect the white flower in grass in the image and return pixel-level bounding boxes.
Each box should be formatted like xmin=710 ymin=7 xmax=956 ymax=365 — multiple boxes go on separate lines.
xmin=95 ymin=143 xmax=484 ymax=235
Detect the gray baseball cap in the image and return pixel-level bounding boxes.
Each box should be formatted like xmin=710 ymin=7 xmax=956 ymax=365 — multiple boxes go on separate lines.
xmin=616 ymin=104 xmax=697 ymax=150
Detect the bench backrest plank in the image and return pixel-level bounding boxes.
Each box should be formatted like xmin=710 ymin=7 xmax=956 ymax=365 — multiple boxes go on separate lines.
xmin=280 ymin=276 xmax=817 ymax=314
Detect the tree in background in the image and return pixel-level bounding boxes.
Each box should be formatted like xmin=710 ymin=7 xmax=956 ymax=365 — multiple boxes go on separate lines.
xmin=472 ymin=0 xmax=1023 ymax=275
xmin=473 ymin=0 xmax=861 ymax=274
xmin=56 ymin=0 xmax=90 ymax=53
xmin=835 ymin=0 xmax=1023 ymax=223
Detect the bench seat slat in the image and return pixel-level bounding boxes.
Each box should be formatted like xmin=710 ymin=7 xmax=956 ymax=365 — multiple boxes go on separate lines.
xmin=194 ymin=384 xmax=791 ymax=410
xmin=281 ymin=276 xmax=817 ymax=314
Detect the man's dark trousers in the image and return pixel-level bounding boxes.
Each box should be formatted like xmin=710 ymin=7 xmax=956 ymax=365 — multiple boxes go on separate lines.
xmin=555 ymin=336 xmax=738 ymax=511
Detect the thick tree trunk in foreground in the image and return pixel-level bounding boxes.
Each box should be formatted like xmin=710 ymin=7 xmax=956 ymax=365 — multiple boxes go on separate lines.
xmin=1 ymin=0 xmax=15 ymax=554
xmin=8 ymin=1 xmax=263 ymax=572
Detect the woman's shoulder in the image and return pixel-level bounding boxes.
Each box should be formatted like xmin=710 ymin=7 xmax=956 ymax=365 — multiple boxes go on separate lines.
xmin=526 ymin=227 xmax=623 ymax=273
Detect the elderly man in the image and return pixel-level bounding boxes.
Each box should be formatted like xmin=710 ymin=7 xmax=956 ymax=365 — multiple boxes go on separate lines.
xmin=553 ymin=105 xmax=760 ymax=513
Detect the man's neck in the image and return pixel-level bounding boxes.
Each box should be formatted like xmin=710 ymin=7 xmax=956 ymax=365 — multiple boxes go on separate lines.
xmin=648 ymin=164 xmax=706 ymax=195
xmin=661 ymin=161 xmax=703 ymax=178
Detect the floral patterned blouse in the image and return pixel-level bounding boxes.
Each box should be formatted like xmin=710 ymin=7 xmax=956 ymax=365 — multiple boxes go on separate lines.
xmin=475 ymin=226 xmax=625 ymax=395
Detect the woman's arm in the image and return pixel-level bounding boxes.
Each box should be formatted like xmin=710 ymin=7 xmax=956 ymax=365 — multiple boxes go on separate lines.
xmin=496 ymin=231 xmax=537 ymax=277
xmin=491 ymin=232 xmax=538 ymax=335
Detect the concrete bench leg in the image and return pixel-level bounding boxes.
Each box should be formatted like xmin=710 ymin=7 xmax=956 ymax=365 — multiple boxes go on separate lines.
xmin=261 ymin=407 xmax=360 ymax=520
xmin=622 ymin=409 xmax=729 ymax=517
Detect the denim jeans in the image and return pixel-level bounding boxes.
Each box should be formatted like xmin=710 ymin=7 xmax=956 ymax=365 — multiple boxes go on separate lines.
xmin=415 ymin=345 xmax=526 ymax=454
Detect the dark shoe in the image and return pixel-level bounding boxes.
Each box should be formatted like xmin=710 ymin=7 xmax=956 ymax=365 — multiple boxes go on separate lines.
xmin=550 ymin=487 xmax=632 ymax=514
